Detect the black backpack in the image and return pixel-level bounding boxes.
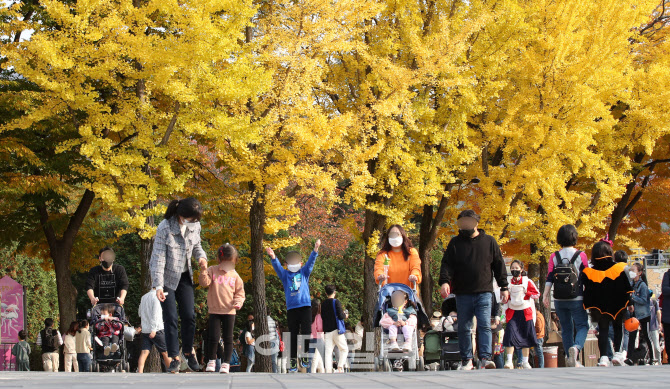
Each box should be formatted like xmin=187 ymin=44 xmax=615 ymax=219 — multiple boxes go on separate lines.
xmin=42 ymin=328 xmax=59 ymax=352
xmin=552 ymin=251 xmax=582 ymax=299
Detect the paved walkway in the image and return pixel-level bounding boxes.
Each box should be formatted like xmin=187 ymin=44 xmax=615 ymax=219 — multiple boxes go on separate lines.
xmin=1 ymin=366 xmax=669 ymax=388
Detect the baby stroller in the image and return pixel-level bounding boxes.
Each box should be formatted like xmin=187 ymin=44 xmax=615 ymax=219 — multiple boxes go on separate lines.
xmin=90 ymin=303 xmax=131 ymax=372
xmin=374 ymin=282 xmax=429 ymax=372
xmin=439 ymin=295 xmax=462 ymax=370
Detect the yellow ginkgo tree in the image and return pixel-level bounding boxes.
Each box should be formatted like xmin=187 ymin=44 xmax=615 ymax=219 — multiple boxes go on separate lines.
xmin=460 ymin=0 xmax=667 ymax=276
xmin=202 ymin=0 xmax=375 ymax=372
xmin=321 ymin=0 xmax=493 ymax=333
xmin=0 ymin=0 xmax=261 ymax=327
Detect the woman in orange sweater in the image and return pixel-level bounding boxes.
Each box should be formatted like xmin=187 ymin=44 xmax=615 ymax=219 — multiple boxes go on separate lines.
xmin=374 ymin=225 xmax=422 ymax=288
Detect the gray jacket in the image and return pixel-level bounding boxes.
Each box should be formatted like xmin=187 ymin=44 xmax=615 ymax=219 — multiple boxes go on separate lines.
xmin=150 ymin=216 xmax=206 ymax=290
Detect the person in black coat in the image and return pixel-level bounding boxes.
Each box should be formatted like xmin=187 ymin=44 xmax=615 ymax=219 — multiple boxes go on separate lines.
xmin=438 ymin=210 xmax=509 ymax=370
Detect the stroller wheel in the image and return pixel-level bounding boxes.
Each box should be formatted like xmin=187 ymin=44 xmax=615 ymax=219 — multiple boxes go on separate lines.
xmin=383 ymin=359 xmax=392 ymax=372
xmin=93 ymin=362 xmax=99 ymax=372
xmin=393 ymin=359 xmax=404 ymax=372
xmin=418 ymin=357 xmax=425 ymax=371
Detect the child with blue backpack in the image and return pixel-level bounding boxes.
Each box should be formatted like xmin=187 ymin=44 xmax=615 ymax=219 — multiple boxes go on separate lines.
xmin=267 ymin=239 xmax=321 ymax=373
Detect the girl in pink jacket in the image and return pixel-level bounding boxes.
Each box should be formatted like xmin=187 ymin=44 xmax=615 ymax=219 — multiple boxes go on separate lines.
xmin=199 ymin=243 xmax=245 ymax=374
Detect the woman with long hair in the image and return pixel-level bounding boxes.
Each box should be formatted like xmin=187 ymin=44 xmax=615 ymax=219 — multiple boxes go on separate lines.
xmin=373 ymin=224 xmax=422 ymax=288
xmin=149 ymin=197 xmax=207 ymax=373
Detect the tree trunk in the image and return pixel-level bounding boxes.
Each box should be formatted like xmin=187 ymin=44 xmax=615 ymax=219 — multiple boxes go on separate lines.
xmin=52 ymin=249 xmax=78 ymax=330
xmin=417 ymin=190 xmax=451 ymax=316
xmin=249 ymin=184 xmax=271 ymax=372
xmin=38 ymin=189 xmax=95 ymax=330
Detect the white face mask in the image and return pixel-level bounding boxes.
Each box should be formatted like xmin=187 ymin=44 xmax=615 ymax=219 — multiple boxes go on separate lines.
xmin=181 ymin=217 xmax=198 ymax=228
xmin=629 ymin=271 xmax=637 ymax=279
xmin=287 ymin=263 xmax=302 ymax=272
xmin=388 ymin=236 xmax=403 ymax=248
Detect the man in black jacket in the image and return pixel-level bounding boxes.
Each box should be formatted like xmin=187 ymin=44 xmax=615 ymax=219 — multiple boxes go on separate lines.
xmin=438 ymin=210 xmax=509 ymax=370
xmin=86 ymin=246 xmax=129 ymax=306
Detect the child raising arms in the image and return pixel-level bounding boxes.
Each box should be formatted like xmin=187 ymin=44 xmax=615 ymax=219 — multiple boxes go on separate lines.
xmin=267 ymin=239 xmax=321 ymax=373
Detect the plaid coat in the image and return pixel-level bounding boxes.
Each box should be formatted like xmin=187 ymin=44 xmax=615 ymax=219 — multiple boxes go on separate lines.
xmin=150 ymin=216 xmax=207 ymax=290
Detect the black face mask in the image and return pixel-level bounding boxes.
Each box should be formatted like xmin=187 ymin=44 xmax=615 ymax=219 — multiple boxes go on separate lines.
xmin=458 ymin=229 xmax=475 ymax=238
xmin=511 ymin=269 xmax=521 ymax=277
xmin=101 ymin=261 xmax=112 ymax=269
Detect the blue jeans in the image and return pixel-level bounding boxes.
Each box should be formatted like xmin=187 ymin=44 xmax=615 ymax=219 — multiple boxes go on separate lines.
xmin=456 ymin=293 xmax=492 ymax=361
xmin=271 ymin=352 xmax=278 ymax=373
xmin=535 ymin=338 xmax=544 ymax=368
xmin=493 ymin=352 xmax=504 ymax=368
xmin=77 ymin=353 xmax=91 ymax=372
xmin=554 ymin=299 xmax=589 ymax=354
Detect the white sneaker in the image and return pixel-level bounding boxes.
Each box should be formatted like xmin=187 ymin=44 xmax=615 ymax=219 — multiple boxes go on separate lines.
xmin=458 ymin=360 xmax=474 ymax=370
xmin=388 ymin=341 xmax=400 ymax=351
xmin=575 ymin=360 xmax=584 ymax=368
xmin=402 ymin=342 xmax=412 ymax=352
xmin=205 ymin=360 xmax=216 ymax=372
xmin=521 ymin=361 xmax=532 ymax=369
xmin=612 ymin=351 xmax=626 ymax=366
xmin=103 ymin=346 xmax=111 ymax=356
xmin=219 ymin=363 xmax=230 ymax=374
xmin=567 ymin=346 xmax=578 ymax=367
xmin=503 ymin=361 xmax=514 ymax=369
xmin=597 ymin=356 xmax=611 ymax=367
xmin=110 ymin=343 xmax=119 ymax=353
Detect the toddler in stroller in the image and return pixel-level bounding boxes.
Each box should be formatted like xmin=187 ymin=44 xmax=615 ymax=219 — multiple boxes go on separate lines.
xmin=374 ymin=283 xmax=429 ymax=372
xmin=94 ymin=304 xmax=124 ymax=356
xmin=379 ymin=290 xmax=418 ymax=352
xmin=90 ymin=303 xmax=130 ymax=372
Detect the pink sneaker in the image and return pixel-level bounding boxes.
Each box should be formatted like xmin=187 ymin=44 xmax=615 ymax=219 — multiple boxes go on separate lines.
xmin=219 ymin=363 xmax=230 ymax=374
xmin=205 ymin=360 xmax=216 ymax=372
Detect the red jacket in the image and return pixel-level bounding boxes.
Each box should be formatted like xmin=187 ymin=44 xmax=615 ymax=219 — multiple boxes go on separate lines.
xmin=95 ymin=319 xmax=123 ymax=338
xmin=505 ymin=277 xmax=539 ymax=322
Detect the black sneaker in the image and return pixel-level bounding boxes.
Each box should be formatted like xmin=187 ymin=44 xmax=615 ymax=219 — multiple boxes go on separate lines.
xmin=168 ymin=359 xmax=180 ymax=374
xmin=185 ymin=354 xmax=200 ymax=372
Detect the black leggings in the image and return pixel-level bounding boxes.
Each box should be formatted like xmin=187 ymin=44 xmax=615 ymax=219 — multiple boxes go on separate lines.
xmin=591 ymin=311 xmax=624 ymax=356
xmin=207 ymin=314 xmax=235 ymax=363
xmin=287 ymin=306 xmax=312 ymax=359
xmin=628 ymin=317 xmax=653 ymax=357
